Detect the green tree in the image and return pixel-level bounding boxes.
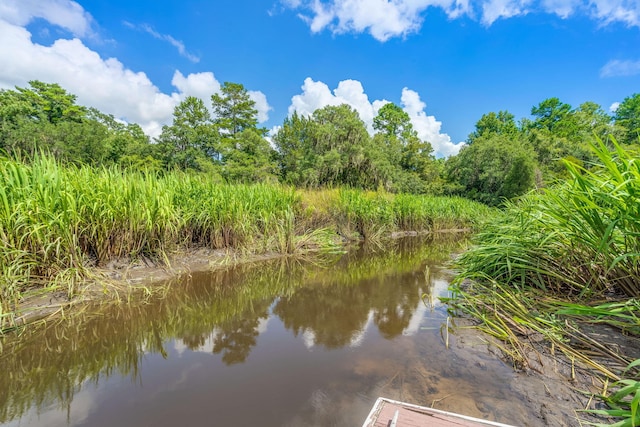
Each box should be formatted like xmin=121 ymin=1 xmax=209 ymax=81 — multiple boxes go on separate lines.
xmin=467 ymin=110 xmax=519 ymax=143
xmin=614 ymin=93 xmax=640 ymax=145
xmin=273 ymin=112 xmax=313 ymax=185
xmin=18 ymin=81 xmax=86 ymax=124
xmin=530 ymin=97 xmax=572 ymax=135
xmin=223 ymin=129 xmax=278 ymax=183
xmin=211 ymin=82 xmax=262 ymax=137
xmin=446 ymin=134 xmax=536 ymax=206
xmin=307 ymin=104 xmax=374 ymax=188
xmin=372 ymin=103 xmax=437 ymax=193
xmin=156 ymin=96 xmax=218 ymax=171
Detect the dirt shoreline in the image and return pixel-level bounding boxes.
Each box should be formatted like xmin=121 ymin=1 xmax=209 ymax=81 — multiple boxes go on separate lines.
xmin=9 ymin=228 xmax=472 ymax=329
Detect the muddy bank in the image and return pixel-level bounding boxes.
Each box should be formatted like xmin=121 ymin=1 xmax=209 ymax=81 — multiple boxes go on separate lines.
xmin=9 ymin=247 xmax=291 ymax=329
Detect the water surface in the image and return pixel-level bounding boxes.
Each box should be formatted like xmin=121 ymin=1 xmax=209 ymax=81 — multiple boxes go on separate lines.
xmin=0 ymin=237 xmax=532 ymax=426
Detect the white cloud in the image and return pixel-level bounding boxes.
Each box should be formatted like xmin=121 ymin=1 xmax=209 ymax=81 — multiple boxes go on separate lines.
xmin=171 ymin=70 xmax=221 ymax=101
xmin=540 ymin=0 xmax=581 ymax=18
xmin=288 ymin=77 xmax=463 ymax=157
xmin=248 ymin=90 xmax=273 ymax=123
xmin=289 ymin=77 xmax=388 ymax=132
xmin=600 ymin=59 xmax=640 ymax=77
xmin=292 ymin=0 xmax=471 ymax=41
xmin=0 ymin=0 xmax=93 ymax=37
xmin=282 ymin=0 xmax=640 ymax=40
xmin=124 ymin=22 xmax=200 ymax=63
xmin=610 ymin=101 xmax=620 ymax=112
xmin=400 ymin=88 xmax=462 ymax=157
xmin=588 ymin=0 xmax=640 ymax=27
xmin=0 ymin=16 xmax=270 ymax=137
xmin=481 ymin=0 xmax=532 ymax=25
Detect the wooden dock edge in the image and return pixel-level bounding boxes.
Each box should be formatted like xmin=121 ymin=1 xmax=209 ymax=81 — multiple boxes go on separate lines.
xmin=362 ymin=397 xmax=518 ymax=427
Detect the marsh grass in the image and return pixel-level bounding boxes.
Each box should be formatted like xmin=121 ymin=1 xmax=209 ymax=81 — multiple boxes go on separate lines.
xmin=450 ymin=138 xmax=640 ymax=425
xmin=585 ymin=359 xmax=640 ymax=427
xmin=0 ymin=155 xmax=493 ymax=331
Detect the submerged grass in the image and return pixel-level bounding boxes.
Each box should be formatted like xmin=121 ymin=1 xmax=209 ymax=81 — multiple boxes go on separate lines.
xmin=0 ymin=155 xmax=494 ymax=332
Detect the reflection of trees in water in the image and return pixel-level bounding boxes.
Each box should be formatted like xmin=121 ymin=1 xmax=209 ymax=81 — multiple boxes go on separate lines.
xmin=274 ymin=284 xmax=371 ymax=348
xmin=274 ymin=268 xmax=430 ymax=347
xmin=0 ymin=236 xmax=464 ymax=423
xmin=272 ymin=235 xmax=460 ymax=347
xmin=212 ymin=305 xmax=269 ymax=365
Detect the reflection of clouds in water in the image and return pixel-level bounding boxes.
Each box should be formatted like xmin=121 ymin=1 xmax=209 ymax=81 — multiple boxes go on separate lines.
xmin=402 ymin=302 xmax=427 ymax=336
xmin=432 ymin=278 xmax=453 ymax=302
xmin=257 ymin=316 xmax=270 ymax=334
xmin=403 ymin=276 xmax=451 ymax=336
xmin=302 ymin=311 xmax=374 ymax=350
xmin=302 ymin=329 xmax=316 ymax=350
xmin=4 ymin=382 xmax=97 ymax=427
xmin=174 ymin=327 xmax=221 ymax=355
xmin=349 ymin=311 xmax=373 ymax=348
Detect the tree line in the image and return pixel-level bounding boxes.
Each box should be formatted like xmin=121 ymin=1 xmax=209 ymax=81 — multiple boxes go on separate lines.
xmin=1 ymin=80 xmax=638 ymax=205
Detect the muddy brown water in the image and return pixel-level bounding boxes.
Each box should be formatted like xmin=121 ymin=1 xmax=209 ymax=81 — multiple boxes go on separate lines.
xmin=0 ymin=237 xmax=589 ymax=427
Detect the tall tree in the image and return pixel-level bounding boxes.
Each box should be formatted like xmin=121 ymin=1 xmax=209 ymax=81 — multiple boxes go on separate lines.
xmin=273 ymin=112 xmax=313 ymax=185
xmin=156 ymin=96 xmax=217 ymax=171
xmin=211 ymin=82 xmax=261 ymax=136
xmin=467 ymin=111 xmax=519 ymax=143
xmin=614 ymin=93 xmax=640 ymax=145
xmin=372 ymin=103 xmax=437 ymax=193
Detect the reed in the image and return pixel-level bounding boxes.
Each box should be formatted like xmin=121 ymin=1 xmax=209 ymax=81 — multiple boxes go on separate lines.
xmin=450 ymin=138 xmax=640 ymax=424
xmin=0 ymin=154 xmax=494 ymax=331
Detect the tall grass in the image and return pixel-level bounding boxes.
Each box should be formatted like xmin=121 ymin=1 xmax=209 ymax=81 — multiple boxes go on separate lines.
xmin=450 ymin=138 xmax=640 ymax=424
xmin=0 ymin=155 xmax=495 ymax=331
xmin=457 ymin=138 xmax=640 ymax=298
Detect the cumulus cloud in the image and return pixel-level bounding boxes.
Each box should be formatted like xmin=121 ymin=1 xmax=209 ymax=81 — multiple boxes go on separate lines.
xmin=0 ymin=0 xmax=93 ymax=37
xmin=609 ymin=102 xmax=620 ymax=112
xmin=600 ymin=59 xmax=640 ymax=77
xmin=288 ymin=77 xmax=463 ymax=157
xmin=400 ymin=88 xmax=463 ymax=157
xmin=282 ymin=0 xmax=640 ymax=40
xmin=292 ymin=0 xmax=471 ymax=41
xmin=123 ymin=21 xmax=200 ymax=63
xmin=289 ymin=77 xmax=388 ymax=132
xmin=0 ymin=13 xmax=271 ymax=137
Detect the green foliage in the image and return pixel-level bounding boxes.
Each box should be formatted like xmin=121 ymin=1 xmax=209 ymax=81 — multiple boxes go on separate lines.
xmin=446 ymin=134 xmax=536 ymax=206
xmin=274 ymin=104 xmax=378 ymax=189
xmin=456 ymin=137 xmax=640 ymax=297
xmin=467 ymin=110 xmax=519 ymax=143
xmin=212 ymin=82 xmax=261 ymax=136
xmin=583 ymin=359 xmax=640 ymax=427
xmin=274 ymin=103 xmax=439 ymax=194
xmin=222 ymin=129 xmax=278 ymax=183
xmin=156 ymin=96 xmax=219 ymax=172
xmin=615 ymin=94 xmax=640 ymax=146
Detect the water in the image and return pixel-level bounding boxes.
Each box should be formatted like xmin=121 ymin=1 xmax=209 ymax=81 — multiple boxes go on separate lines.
xmin=0 ymin=237 xmax=531 ymax=427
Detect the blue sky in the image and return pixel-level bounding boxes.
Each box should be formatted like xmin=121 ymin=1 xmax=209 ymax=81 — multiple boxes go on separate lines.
xmin=0 ymin=0 xmax=639 ymax=156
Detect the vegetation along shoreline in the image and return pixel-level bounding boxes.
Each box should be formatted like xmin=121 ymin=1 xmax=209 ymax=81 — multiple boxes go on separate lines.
xmin=1 ymin=80 xmax=639 ymax=425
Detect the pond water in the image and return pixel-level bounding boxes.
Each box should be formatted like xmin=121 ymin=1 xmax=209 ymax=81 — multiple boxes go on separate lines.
xmin=0 ymin=237 xmax=535 ymax=427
